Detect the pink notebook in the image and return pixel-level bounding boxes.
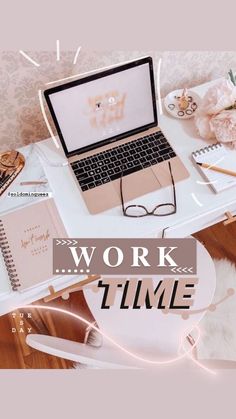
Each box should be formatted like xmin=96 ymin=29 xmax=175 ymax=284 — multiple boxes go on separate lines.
xmin=0 ymin=198 xmax=67 ymax=292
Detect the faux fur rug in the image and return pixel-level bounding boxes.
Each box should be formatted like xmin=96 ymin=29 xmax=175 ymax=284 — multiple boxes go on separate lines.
xmin=75 ymin=258 xmax=236 ymax=368
xmin=196 ymin=258 xmax=236 ymax=361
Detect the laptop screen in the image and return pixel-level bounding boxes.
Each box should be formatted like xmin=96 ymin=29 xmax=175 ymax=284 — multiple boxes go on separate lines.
xmin=45 ymin=58 xmax=157 ymax=156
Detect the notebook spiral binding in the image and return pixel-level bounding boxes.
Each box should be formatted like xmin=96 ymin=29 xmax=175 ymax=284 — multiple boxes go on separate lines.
xmin=0 ymin=219 xmax=20 ymax=291
xmin=192 ymin=142 xmax=222 ymax=158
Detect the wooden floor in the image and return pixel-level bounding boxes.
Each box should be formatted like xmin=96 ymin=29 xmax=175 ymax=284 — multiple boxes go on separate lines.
xmin=194 ymin=220 xmax=236 ymax=263
xmin=0 ymin=289 xmax=95 ymax=369
xmin=0 ymin=220 xmax=235 ymax=368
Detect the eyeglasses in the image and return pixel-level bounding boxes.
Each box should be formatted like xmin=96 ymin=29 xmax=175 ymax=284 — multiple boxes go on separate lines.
xmin=120 ymin=161 xmax=177 ymax=217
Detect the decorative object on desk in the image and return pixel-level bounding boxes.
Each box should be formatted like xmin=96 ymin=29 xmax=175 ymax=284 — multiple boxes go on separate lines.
xmin=195 ymin=75 xmax=236 ymax=147
xmin=164 ymin=88 xmax=200 ymax=119
xmin=0 ymin=198 xmax=67 ymax=291
xmin=0 ymin=150 xmax=25 ymax=196
xmin=192 ymin=142 xmax=236 ymax=193
xmin=1 ymin=147 xmax=52 ymax=213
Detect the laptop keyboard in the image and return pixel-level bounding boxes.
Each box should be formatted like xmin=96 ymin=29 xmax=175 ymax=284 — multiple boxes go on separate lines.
xmin=71 ymin=131 xmax=176 ymax=191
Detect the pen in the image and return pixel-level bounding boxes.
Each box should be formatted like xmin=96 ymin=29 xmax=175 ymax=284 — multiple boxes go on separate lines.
xmin=196 ymin=162 xmax=236 ymax=178
xmin=20 ymin=181 xmax=48 ymax=186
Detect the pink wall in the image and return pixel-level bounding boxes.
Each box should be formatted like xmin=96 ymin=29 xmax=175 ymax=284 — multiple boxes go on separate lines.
xmin=1 ymin=50 xmax=236 ymax=151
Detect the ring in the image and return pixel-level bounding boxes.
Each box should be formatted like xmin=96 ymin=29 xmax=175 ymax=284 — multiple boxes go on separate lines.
xmin=186 ymin=109 xmax=193 ymax=115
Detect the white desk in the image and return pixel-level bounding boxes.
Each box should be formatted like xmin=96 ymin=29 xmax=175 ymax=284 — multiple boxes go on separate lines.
xmin=38 ymin=77 xmax=236 ymax=239
xmin=0 ymin=77 xmax=235 ymax=315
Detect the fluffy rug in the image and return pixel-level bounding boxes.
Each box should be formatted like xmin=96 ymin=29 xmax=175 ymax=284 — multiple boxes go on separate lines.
xmin=74 ymin=258 xmax=236 ymax=368
xmin=196 ymin=258 xmax=236 ymax=361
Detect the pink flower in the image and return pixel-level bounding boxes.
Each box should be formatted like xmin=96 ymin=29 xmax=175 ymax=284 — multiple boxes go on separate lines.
xmin=195 ymin=78 xmax=236 ymax=143
xmin=194 ymin=113 xmax=214 ymax=140
xmin=210 ymin=110 xmax=236 ymax=147
xmin=200 ymin=79 xmax=236 ymax=114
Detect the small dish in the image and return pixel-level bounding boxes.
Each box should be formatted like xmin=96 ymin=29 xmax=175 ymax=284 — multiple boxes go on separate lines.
xmin=164 ymin=88 xmax=201 ymax=120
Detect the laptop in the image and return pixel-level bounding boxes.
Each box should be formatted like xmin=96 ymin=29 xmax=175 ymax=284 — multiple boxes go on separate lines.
xmin=44 ymin=56 xmax=189 ymax=214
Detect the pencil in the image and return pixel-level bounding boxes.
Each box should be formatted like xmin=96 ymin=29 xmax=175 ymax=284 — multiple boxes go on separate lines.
xmin=20 ymin=181 xmax=48 ymax=185
xmin=196 ymin=162 xmax=236 ymax=178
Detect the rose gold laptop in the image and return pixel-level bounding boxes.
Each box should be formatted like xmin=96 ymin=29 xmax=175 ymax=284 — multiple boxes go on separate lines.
xmin=44 ymin=57 xmax=189 ymax=214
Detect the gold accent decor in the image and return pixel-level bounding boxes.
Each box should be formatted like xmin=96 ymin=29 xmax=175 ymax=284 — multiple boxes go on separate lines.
xmin=0 ymin=150 xmax=25 ymax=196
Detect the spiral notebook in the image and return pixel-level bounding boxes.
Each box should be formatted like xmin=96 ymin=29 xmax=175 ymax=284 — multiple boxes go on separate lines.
xmin=192 ymin=143 xmax=236 ymax=193
xmin=0 ymin=198 xmax=67 ymax=292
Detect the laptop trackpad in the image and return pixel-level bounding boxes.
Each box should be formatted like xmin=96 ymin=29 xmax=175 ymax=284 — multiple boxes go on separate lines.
xmin=112 ymin=167 xmax=162 ymax=203
xmin=151 ymin=161 xmax=173 ymax=187
xmin=151 ymin=158 xmax=189 ymax=187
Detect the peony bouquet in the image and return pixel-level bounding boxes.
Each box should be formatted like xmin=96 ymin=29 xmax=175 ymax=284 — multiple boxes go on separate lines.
xmin=195 ymin=70 xmax=236 ymax=147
